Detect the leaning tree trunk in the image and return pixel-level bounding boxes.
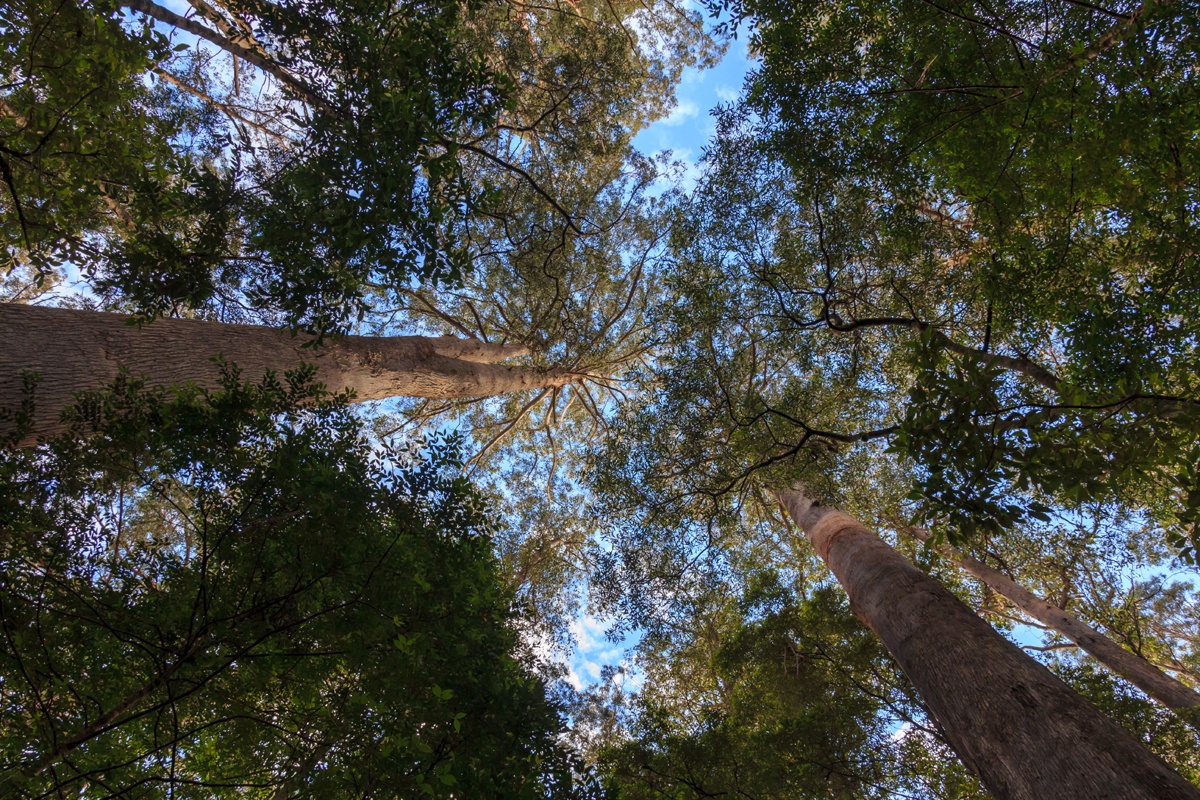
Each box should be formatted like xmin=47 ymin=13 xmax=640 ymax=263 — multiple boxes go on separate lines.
xmin=901 ymin=523 xmax=1200 ymax=729
xmin=775 ymin=488 xmax=1200 ymax=800
xmin=1 ymin=304 xmax=576 ymax=443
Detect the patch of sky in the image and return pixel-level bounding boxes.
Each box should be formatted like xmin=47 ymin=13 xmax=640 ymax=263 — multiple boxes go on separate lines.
xmin=632 ymin=29 xmax=756 ymax=193
xmin=567 ymin=613 xmax=641 ymax=692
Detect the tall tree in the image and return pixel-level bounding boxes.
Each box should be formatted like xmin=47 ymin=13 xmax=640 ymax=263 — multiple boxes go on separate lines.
xmin=0 ymin=0 xmax=714 ymax=475
xmin=0 ymin=303 xmax=578 ymax=443
xmin=775 ymin=487 xmax=1200 ymax=800
xmin=585 ymin=0 xmax=1200 ymax=791
xmin=960 ymin=516 xmax=1200 ymax=692
xmin=899 ymin=521 xmax=1200 ymax=725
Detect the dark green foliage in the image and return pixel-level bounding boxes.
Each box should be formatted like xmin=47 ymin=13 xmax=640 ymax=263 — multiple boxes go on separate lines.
xmin=3 ymin=0 xmax=508 ymax=331
xmin=612 ymin=0 xmax=1200 ymax=553
xmin=0 ymin=369 xmax=602 ymax=798
xmin=0 ymin=0 xmax=177 ymax=276
xmin=596 ymin=577 xmax=985 ymax=799
xmin=1056 ymin=663 xmax=1200 ymax=783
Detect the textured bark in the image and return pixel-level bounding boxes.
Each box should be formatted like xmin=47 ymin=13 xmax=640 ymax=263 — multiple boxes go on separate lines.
xmin=776 ymin=488 xmax=1200 ymax=800
xmin=903 ymin=524 xmax=1200 ymax=727
xmin=1 ymin=304 xmax=575 ymax=443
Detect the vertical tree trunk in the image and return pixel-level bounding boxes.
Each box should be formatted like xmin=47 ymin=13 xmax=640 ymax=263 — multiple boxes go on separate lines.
xmin=775 ymin=488 xmax=1200 ymax=800
xmin=1 ymin=304 xmax=576 ymax=443
xmin=901 ymin=523 xmax=1200 ymax=728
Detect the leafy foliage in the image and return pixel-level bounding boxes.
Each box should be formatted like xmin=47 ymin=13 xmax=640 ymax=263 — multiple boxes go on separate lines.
xmin=1056 ymin=663 xmax=1200 ymax=783
xmin=0 ymin=369 xmax=602 ymax=798
xmin=7 ymin=0 xmax=1200 ymax=794
xmin=3 ymin=0 xmax=514 ymax=330
xmin=2 ymin=0 xmax=716 ymax=336
xmin=591 ymin=0 xmax=1200 ymax=556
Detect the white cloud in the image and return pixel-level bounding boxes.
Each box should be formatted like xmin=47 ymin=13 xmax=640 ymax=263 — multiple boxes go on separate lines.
xmin=661 ymin=99 xmax=700 ymax=126
xmin=563 ymin=666 xmax=585 ymax=691
xmin=570 ymin=614 xmax=613 ymax=655
xmin=567 ymin=613 xmax=642 ymax=690
xmin=889 ymin=722 xmax=914 ymax=743
xmin=670 ymin=147 xmax=695 ymax=164
xmin=715 ymin=85 xmax=740 ymax=103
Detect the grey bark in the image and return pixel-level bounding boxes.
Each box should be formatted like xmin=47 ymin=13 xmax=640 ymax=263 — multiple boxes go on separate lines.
xmin=776 ymin=487 xmax=1200 ymax=800
xmin=902 ymin=524 xmax=1200 ymax=728
xmin=1 ymin=304 xmax=576 ymax=443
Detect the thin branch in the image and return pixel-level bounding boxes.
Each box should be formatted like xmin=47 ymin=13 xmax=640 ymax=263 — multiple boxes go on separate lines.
xmin=465 ymin=386 xmax=552 ymax=470
xmin=152 ymin=67 xmax=290 ymax=144
xmin=121 ymin=0 xmax=338 ymax=118
xmin=186 ymin=0 xmax=265 ymax=55
xmin=1061 ymin=0 xmax=1134 ymax=20
xmin=447 ymin=139 xmax=586 ymax=236
xmin=1041 ymin=0 xmax=1151 ymax=84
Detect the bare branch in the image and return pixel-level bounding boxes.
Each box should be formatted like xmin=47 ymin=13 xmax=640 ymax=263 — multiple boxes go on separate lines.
xmin=121 ymin=0 xmax=338 ymax=117
xmin=152 ymin=67 xmax=290 ymax=144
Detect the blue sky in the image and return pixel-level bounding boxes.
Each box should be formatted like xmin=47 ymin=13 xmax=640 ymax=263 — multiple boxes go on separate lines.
xmin=633 ymin=32 xmax=757 ymax=189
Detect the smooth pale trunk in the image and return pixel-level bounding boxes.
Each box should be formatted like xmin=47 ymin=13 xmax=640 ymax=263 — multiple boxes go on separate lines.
xmin=776 ymin=489 xmax=1200 ymax=800
xmin=903 ymin=524 xmax=1200 ymax=727
xmin=1 ymin=304 xmax=573 ymax=443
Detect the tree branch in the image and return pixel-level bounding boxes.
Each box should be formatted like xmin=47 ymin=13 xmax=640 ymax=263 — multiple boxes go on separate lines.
xmin=1041 ymin=0 xmax=1152 ymax=84
xmin=121 ymin=0 xmax=339 ymax=118
xmin=152 ymin=67 xmax=290 ymax=144
xmin=447 ymin=139 xmax=586 ymax=236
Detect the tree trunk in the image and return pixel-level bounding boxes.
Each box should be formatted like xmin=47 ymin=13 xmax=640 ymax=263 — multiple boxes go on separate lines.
xmin=901 ymin=523 xmax=1200 ymax=728
xmin=775 ymin=488 xmax=1200 ymax=800
xmin=1 ymin=304 xmax=575 ymax=443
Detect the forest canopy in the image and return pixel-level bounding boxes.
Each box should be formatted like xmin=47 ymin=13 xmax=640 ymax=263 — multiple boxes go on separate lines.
xmin=2 ymin=0 xmax=1199 ymax=797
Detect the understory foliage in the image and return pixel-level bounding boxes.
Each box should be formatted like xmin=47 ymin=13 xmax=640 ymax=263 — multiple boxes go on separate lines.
xmin=1054 ymin=662 xmax=1200 ymax=783
xmin=0 ymin=370 xmax=601 ymax=798
xmin=595 ymin=579 xmax=985 ymax=799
